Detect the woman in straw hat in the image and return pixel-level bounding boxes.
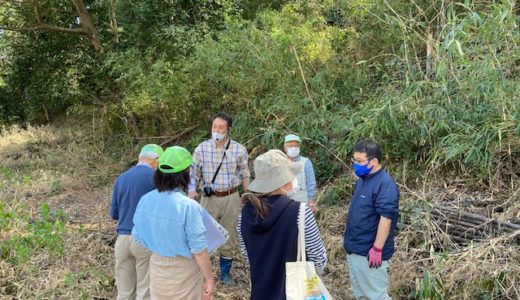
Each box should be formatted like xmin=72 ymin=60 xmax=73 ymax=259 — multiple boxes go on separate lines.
xmin=237 ymin=149 xmax=327 ymax=300
xmin=132 ymin=146 xmax=214 ymax=300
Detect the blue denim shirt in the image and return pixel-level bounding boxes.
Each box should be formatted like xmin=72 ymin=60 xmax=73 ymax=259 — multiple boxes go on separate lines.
xmin=132 ymin=189 xmax=207 ymax=258
xmin=343 ymin=169 xmax=400 ymax=260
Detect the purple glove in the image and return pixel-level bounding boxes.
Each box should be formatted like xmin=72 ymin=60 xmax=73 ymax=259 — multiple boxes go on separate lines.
xmin=367 ymin=245 xmax=382 ymax=268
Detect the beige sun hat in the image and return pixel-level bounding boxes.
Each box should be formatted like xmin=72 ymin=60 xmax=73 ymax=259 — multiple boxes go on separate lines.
xmin=248 ymin=149 xmax=304 ymax=194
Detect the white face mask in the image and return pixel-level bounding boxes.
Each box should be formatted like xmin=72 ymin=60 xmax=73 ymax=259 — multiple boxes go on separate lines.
xmin=282 ymin=187 xmax=296 ymax=198
xmin=286 ymin=147 xmax=300 ymax=158
xmin=212 ymin=131 xmax=227 ymax=142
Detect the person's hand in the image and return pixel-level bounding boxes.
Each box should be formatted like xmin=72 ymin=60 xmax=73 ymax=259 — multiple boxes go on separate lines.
xmin=367 ymin=245 xmax=382 ymax=268
xmin=202 ymin=277 xmax=215 ymax=300
xmin=188 ymin=191 xmax=199 ymax=199
xmin=307 ymin=201 xmax=317 ymax=213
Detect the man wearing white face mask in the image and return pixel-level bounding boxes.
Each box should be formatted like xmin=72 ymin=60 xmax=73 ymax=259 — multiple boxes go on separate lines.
xmin=188 ymin=112 xmax=250 ymax=285
xmin=283 ymin=134 xmax=318 ymax=212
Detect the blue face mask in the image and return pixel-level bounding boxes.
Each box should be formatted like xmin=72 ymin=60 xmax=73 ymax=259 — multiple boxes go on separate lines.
xmin=353 ymin=162 xmax=373 ymax=177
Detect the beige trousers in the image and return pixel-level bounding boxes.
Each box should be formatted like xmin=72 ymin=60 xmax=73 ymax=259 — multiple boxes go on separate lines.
xmin=115 ymin=235 xmax=152 ymax=300
xmin=201 ymin=191 xmax=241 ymax=258
xmin=149 ymin=253 xmax=203 ymax=300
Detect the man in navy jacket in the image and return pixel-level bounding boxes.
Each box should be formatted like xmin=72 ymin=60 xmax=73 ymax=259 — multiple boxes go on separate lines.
xmin=343 ymin=140 xmax=400 ymax=300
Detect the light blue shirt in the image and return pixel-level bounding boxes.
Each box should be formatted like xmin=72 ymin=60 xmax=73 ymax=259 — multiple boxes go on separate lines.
xmin=132 ymin=189 xmax=207 ymax=258
xmin=295 ymin=155 xmax=318 ymax=200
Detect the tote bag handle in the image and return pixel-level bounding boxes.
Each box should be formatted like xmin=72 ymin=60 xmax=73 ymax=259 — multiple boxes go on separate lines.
xmin=296 ymin=203 xmax=306 ymax=263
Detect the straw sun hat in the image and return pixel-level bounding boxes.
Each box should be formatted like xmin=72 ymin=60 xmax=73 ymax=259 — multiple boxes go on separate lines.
xmin=248 ymin=149 xmax=303 ymax=194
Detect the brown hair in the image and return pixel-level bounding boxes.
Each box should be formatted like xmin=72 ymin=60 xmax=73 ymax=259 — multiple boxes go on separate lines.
xmin=241 ymin=193 xmax=271 ymax=219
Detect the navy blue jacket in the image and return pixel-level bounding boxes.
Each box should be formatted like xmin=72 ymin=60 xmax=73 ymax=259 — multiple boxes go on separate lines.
xmin=241 ymin=195 xmax=300 ymax=300
xmin=110 ymin=164 xmax=155 ymax=235
xmin=343 ymin=168 xmax=400 ymax=260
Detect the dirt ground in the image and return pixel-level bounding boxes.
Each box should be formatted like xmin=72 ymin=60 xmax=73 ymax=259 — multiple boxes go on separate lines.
xmin=1 ymin=124 xmax=519 ymax=299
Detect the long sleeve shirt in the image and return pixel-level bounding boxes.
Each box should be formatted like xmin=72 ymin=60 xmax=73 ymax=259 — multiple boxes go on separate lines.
xmin=188 ymin=139 xmax=249 ymax=192
xmin=110 ymin=163 xmax=155 ymax=235
xmin=132 ymin=189 xmax=207 ymax=258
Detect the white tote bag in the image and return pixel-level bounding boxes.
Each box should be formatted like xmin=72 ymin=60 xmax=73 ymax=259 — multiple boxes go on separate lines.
xmin=286 ymin=203 xmax=332 ymax=300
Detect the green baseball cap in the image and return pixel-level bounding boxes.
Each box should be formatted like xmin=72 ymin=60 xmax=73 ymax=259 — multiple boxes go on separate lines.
xmin=158 ymin=146 xmax=193 ymax=173
xmin=284 ymin=134 xmax=301 ymax=143
xmin=140 ymin=144 xmax=164 ymax=158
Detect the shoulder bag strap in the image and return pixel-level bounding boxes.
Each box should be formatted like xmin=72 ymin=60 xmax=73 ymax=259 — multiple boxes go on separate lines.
xmin=210 ymin=139 xmax=231 ymax=185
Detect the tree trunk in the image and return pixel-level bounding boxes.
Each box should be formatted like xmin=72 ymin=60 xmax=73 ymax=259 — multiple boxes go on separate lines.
xmin=70 ymin=0 xmax=103 ymax=52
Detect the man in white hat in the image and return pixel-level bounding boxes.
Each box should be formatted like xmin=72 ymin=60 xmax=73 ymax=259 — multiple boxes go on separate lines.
xmin=283 ymin=134 xmax=318 ymax=212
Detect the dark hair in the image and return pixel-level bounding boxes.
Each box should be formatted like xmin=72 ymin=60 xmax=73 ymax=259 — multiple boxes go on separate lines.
xmin=154 ymin=168 xmax=190 ymax=192
xmin=353 ymin=139 xmax=382 ymax=162
xmin=241 ymin=193 xmax=270 ymax=219
xmin=212 ymin=112 xmax=233 ymax=128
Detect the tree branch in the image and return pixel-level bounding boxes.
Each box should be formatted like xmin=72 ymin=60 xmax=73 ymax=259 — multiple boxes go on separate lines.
xmin=0 ymin=0 xmax=103 ymax=51
xmin=1 ymin=24 xmax=85 ymax=34
xmin=70 ymin=0 xmax=103 ymax=51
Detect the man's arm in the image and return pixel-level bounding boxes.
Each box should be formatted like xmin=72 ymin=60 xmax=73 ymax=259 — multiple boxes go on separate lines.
xmin=238 ymin=145 xmax=250 ymax=190
xmin=304 ymin=159 xmax=318 ymax=211
xmin=368 ymin=180 xmax=399 ymax=268
xmin=188 ymin=146 xmax=202 ymax=199
xmin=373 ymin=216 xmax=392 ymax=249
xmin=110 ymin=182 xmax=119 ymax=220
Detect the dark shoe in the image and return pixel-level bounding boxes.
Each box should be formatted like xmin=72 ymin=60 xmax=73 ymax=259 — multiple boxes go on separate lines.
xmin=219 ymin=256 xmax=237 ymax=285
xmin=220 ymin=273 xmax=237 ymax=286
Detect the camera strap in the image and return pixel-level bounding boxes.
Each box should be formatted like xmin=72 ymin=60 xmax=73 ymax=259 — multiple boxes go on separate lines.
xmin=210 ymin=139 xmax=231 ymax=185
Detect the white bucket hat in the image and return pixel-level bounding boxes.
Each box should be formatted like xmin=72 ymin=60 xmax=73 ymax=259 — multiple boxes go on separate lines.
xmin=248 ymin=149 xmax=303 ymax=194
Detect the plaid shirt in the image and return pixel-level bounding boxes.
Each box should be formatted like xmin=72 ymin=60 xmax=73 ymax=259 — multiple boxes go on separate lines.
xmin=189 ymin=139 xmax=250 ymax=192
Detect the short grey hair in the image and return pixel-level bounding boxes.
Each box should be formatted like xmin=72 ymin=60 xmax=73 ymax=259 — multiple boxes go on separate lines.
xmin=139 ymin=152 xmax=160 ymax=160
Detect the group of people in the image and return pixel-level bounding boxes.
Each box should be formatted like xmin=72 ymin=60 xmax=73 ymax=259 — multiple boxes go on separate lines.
xmin=110 ymin=112 xmax=400 ymax=300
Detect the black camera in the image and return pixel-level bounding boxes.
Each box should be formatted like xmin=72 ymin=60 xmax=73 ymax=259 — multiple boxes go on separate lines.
xmin=203 ymin=186 xmax=215 ymax=197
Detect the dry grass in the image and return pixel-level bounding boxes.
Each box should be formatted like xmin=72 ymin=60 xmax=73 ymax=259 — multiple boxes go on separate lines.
xmin=1 ymin=123 xmax=519 ymax=299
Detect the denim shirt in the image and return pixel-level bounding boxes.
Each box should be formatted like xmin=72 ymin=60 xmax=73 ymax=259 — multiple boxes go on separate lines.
xmin=132 ymin=189 xmax=207 ymax=258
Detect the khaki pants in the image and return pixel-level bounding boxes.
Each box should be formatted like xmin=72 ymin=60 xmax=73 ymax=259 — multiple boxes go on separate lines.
xmin=149 ymin=253 xmax=203 ymax=300
xmin=115 ymin=235 xmax=152 ymax=300
xmin=201 ymin=191 xmax=241 ymax=258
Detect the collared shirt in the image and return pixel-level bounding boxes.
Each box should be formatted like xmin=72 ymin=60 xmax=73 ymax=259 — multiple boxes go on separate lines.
xmin=132 ymin=189 xmax=207 ymax=258
xmin=188 ymin=139 xmax=249 ymax=192
xmin=294 ymin=155 xmax=318 ymax=200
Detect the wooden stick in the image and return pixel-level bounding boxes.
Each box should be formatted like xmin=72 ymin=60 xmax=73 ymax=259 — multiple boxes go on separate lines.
xmin=291 ymin=45 xmax=316 ymax=110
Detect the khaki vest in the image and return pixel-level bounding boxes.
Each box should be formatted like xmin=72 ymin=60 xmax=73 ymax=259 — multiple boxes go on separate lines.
xmin=292 ymin=157 xmax=308 ymax=203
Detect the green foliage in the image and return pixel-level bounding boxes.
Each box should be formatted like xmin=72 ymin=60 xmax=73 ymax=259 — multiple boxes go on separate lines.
xmin=1 ymin=0 xmax=519 ymax=184
xmin=0 ymin=201 xmax=67 ymax=264
xmin=411 ymin=271 xmax=445 ymax=300
xmin=319 ymin=176 xmax=353 ymax=207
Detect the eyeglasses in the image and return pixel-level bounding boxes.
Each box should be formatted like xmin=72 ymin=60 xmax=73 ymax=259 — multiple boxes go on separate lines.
xmin=351 ymin=157 xmax=372 ymax=165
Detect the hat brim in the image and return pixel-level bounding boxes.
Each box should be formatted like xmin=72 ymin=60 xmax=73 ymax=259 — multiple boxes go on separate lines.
xmin=248 ymin=161 xmax=303 ymax=194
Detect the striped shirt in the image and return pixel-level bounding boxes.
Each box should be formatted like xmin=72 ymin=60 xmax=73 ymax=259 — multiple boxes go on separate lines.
xmin=237 ymin=205 xmax=328 ymax=272
xmin=188 ymin=139 xmax=249 ymax=192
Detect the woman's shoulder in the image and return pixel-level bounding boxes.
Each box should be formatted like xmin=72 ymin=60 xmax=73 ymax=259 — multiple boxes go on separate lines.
xmin=175 ymin=192 xmax=203 ymax=209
